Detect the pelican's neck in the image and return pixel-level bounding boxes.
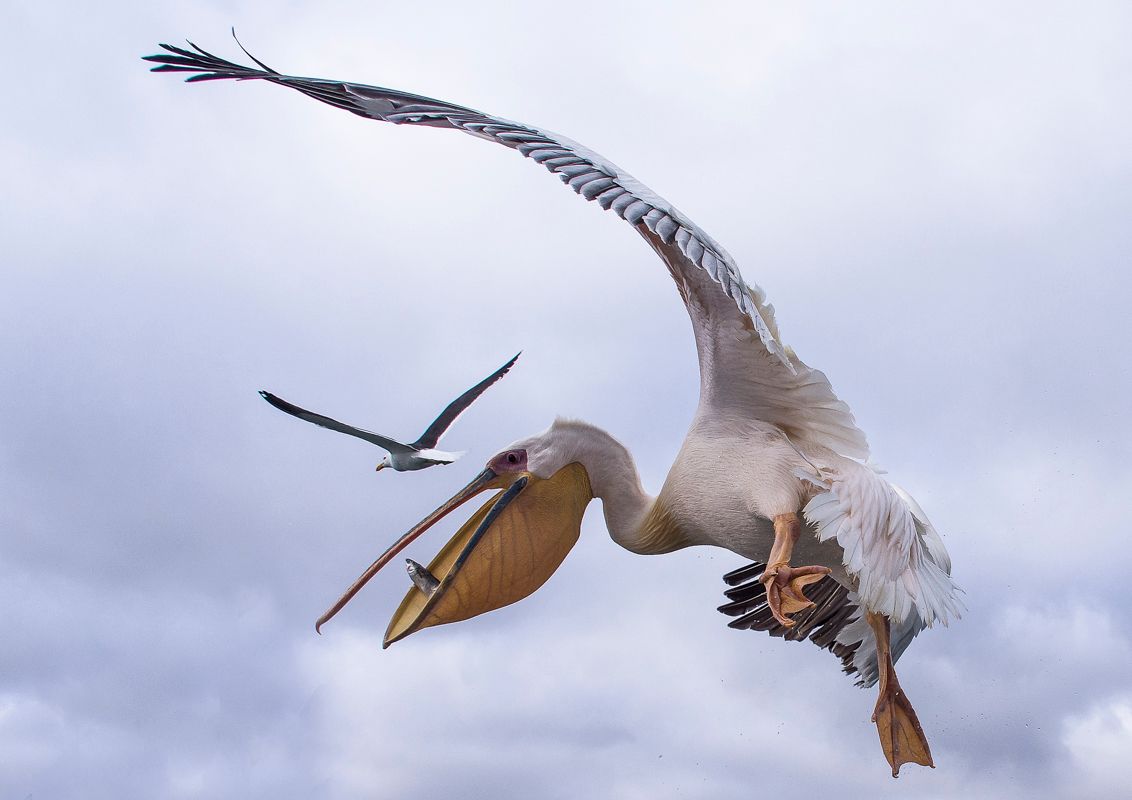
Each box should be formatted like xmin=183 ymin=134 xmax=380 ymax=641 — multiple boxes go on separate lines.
xmin=535 ymin=420 xmax=682 ymax=555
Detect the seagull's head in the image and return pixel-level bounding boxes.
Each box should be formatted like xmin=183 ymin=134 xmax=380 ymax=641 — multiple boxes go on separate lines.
xmin=315 ymin=421 xmax=594 ymax=645
xmin=375 ymin=454 xmax=392 ymax=472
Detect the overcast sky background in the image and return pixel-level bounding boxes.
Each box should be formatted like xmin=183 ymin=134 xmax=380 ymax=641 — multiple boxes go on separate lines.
xmin=4 ymin=2 xmax=1131 ymax=798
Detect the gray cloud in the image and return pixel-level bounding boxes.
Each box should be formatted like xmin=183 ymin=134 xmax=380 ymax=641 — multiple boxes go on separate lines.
xmin=4 ymin=2 xmax=1131 ymax=798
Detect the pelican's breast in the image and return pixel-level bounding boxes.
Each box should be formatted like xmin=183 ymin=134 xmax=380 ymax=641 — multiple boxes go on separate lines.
xmin=648 ymin=471 xmax=778 ymax=560
xmin=632 ymin=498 xmax=696 ymax=555
xmin=643 ymin=419 xmax=847 ymax=571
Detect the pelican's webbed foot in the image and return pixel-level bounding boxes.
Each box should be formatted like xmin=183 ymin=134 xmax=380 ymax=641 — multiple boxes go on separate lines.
xmin=867 ymin=612 xmax=934 ymax=777
xmin=760 ymin=513 xmax=832 ymax=627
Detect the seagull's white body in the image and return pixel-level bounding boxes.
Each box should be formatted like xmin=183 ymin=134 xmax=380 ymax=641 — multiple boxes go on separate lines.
xmin=148 ymin=39 xmax=961 ymax=773
xmin=398 ymin=448 xmax=462 ymax=470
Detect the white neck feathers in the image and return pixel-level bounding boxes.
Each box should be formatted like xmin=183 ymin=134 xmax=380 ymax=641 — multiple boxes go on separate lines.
xmin=525 ymin=419 xmax=674 ymax=554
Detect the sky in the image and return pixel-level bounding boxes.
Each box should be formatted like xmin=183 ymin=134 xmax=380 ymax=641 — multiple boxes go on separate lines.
xmin=3 ymin=1 xmax=1132 ymax=797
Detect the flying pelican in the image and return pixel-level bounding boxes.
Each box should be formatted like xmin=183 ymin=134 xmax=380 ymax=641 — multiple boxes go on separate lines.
xmin=146 ymin=38 xmax=962 ymax=777
xmin=259 ymin=352 xmax=519 ymax=471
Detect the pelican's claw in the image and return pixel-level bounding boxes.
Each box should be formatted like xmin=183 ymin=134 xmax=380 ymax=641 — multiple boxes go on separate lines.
xmin=761 ymin=563 xmax=832 ymax=627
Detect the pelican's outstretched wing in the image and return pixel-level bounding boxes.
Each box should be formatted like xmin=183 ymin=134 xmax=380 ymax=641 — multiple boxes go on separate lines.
xmin=147 ymin=39 xmax=868 ymax=459
xmin=413 ymin=352 xmax=520 ymax=450
xmin=259 ymin=391 xmax=414 ymax=454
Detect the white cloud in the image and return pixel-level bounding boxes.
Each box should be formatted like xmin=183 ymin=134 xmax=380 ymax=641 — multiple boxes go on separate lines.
xmin=4 ymin=2 xmax=1131 ymax=798
xmin=1062 ymin=696 xmax=1132 ymax=795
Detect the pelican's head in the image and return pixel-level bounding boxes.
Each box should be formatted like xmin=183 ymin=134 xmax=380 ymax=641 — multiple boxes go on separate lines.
xmin=375 ymin=454 xmax=392 ymax=472
xmin=316 ymin=421 xmax=595 ymax=646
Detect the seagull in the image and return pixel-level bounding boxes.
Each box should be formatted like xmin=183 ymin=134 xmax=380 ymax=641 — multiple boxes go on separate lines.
xmin=259 ymin=352 xmax=519 ymax=472
xmin=147 ymin=38 xmax=961 ymax=778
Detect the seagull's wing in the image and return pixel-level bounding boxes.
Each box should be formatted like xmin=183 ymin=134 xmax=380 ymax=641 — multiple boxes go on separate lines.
xmin=412 ymin=352 xmax=520 ymax=450
xmin=259 ymin=391 xmax=415 ymax=454
xmin=146 ymin=40 xmax=867 ymax=459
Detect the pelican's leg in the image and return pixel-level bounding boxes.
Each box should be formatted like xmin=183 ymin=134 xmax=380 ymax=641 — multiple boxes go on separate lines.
xmin=867 ymin=611 xmax=934 ymax=777
xmin=760 ymin=512 xmax=832 ymax=627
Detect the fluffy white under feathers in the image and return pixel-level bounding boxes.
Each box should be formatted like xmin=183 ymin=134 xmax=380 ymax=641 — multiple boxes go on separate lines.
xmin=798 ymin=461 xmax=963 ymax=626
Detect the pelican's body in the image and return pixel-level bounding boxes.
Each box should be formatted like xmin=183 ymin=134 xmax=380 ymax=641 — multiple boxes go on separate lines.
xmin=504 ymin=417 xmax=859 ymax=592
xmin=646 ymin=422 xmax=847 ymax=569
xmin=148 ymin=38 xmax=960 ymax=776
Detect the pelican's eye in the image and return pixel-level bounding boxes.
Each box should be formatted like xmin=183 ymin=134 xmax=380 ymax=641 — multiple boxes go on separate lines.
xmin=490 ymin=449 xmax=528 ymax=472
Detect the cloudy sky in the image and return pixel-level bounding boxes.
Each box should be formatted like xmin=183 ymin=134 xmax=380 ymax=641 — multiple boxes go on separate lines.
xmin=4 ymin=2 xmax=1131 ymax=797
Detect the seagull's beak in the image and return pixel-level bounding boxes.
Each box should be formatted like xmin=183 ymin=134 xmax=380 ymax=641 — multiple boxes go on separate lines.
xmin=314 ymin=463 xmax=593 ymax=645
xmin=375 ymin=463 xmax=387 ymax=472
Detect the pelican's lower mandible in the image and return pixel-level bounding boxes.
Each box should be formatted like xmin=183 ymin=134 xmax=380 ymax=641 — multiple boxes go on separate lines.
xmin=313 ymin=462 xmax=593 ymax=646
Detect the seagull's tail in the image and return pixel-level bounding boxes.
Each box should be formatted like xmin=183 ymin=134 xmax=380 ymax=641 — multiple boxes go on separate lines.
xmin=419 ymin=449 xmax=464 ymax=464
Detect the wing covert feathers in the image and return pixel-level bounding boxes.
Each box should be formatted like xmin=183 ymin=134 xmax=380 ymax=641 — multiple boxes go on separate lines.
xmin=143 ymin=40 xmax=785 ymax=367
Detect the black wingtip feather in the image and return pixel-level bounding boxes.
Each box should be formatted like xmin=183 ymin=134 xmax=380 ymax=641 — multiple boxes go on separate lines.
xmin=231 ymin=28 xmax=279 ymax=75
xmin=143 ymin=37 xmax=274 ymax=82
xmin=720 ymin=560 xmax=867 ymax=683
xmin=722 ymin=561 xmax=767 ymax=586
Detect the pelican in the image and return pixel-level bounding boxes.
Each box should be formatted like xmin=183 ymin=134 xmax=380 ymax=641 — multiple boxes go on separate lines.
xmin=259 ymin=352 xmax=519 ymax=471
xmin=146 ymin=38 xmax=962 ymax=777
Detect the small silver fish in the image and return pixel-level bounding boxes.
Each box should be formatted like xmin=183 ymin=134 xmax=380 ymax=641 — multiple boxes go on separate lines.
xmin=406 ymin=558 xmax=440 ymax=596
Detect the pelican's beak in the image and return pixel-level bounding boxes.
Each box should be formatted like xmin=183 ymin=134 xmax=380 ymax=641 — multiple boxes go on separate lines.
xmin=383 ymin=462 xmax=592 ymax=647
xmin=314 ymin=463 xmax=593 ymax=646
xmin=315 ymin=466 xmax=503 ymax=633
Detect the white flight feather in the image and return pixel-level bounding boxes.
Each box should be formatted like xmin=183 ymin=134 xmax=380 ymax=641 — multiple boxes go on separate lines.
xmin=796 ymin=462 xmax=962 ymax=626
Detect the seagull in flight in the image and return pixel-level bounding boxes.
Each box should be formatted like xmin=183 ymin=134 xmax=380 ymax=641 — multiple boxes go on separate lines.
xmin=260 ymin=352 xmax=520 ymax=472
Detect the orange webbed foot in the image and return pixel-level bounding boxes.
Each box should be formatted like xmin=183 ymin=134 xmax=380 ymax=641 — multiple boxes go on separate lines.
xmin=873 ymin=673 xmax=935 ymax=777
xmin=867 ymin=611 xmax=935 ymax=778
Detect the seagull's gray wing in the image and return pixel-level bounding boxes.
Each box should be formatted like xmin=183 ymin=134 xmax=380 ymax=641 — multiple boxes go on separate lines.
xmin=259 ymin=391 xmax=415 ymax=454
xmin=412 ymin=352 xmax=519 ymax=450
